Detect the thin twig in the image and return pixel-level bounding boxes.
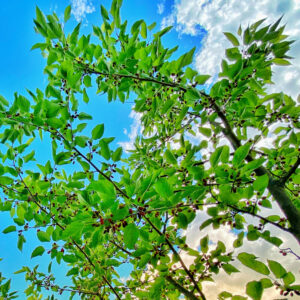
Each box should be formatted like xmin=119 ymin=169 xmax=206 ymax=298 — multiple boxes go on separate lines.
xmin=280 ymin=156 xmax=300 ymax=185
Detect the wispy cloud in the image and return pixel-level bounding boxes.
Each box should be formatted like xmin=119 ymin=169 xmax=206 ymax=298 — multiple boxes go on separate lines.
xmin=161 ymin=13 xmax=176 ymax=29
xmin=71 ymin=0 xmax=95 ymax=22
xmin=118 ymin=111 xmax=142 ymax=152
xmin=157 ymin=3 xmax=165 ymax=15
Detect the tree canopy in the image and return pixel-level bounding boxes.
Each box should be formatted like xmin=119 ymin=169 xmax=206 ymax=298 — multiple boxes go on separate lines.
xmin=0 ymin=1 xmax=299 ymax=299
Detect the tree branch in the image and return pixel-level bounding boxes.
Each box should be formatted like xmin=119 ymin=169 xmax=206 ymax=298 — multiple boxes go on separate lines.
xmin=280 ymin=155 xmax=300 ymax=185
xmin=165 ymin=276 xmax=200 ymax=300
xmin=72 ymin=146 xmax=129 ymax=199
xmin=37 ymin=283 xmax=102 ymax=298
xmin=77 ymin=62 xmax=188 ymax=92
xmin=226 ymin=204 xmax=291 ymax=234
xmin=143 ymin=216 xmax=206 ymax=300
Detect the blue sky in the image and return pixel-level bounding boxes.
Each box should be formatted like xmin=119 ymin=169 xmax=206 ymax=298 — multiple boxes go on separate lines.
xmin=0 ymin=0 xmax=299 ymax=299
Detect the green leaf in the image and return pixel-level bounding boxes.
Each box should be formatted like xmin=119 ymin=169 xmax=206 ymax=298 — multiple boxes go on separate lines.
xmin=164 ymin=149 xmax=177 ymax=165
xmin=185 ymin=67 xmax=198 ymax=80
xmin=89 ymin=180 xmax=116 ymax=203
xmin=267 ymin=260 xmax=286 ymax=278
xmin=24 ymin=150 xmax=35 ymax=163
xmin=66 ymin=267 xmax=79 ymax=276
xmin=100 ymin=139 xmax=110 ymax=160
xmin=232 ymin=143 xmax=251 ymax=167
xmin=2 ymin=225 xmax=16 ymax=234
xmin=247 ymin=227 xmax=260 ymax=241
xmin=31 ymin=246 xmax=45 ymax=258
xmin=187 ymin=166 xmax=204 ymax=181
xmin=224 ymin=32 xmax=240 ymax=46
xmin=123 ymin=223 xmax=139 ymax=249
xmin=101 ymin=5 xmax=110 ymax=20
xmin=195 ymin=75 xmax=211 ymax=85
xmin=64 ymin=5 xmax=71 ymax=22
xmin=112 ymin=147 xmax=123 ymax=162
xmin=141 ymin=21 xmax=147 ymax=39
xmin=253 ymin=174 xmax=269 ymax=192
xmin=0 ymin=95 xmax=9 ymax=106
xmin=17 ymin=235 xmax=26 ymax=251
xmin=92 ymin=124 xmax=104 ymax=140
xmin=233 ymin=231 xmax=244 ymax=248
xmin=210 ymin=146 xmax=228 ymax=167
xmin=83 ymin=75 xmax=92 ymax=87
xmin=54 ymin=152 xmax=71 ymax=165
xmin=222 ymin=263 xmax=240 ymax=275
xmin=289 ymin=284 xmax=300 ymax=291
xmin=220 ymin=145 xmax=230 ymax=163
xmin=83 ymin=88 xmax=89 ymax=103
xmin=261 ymin=230 xmax=283 ymax=247
xmin=161 ymin=99 xmax=174 ymax=114
xmin=237 ymin=253 xmax=270 ymax=275
xmin=0 ymin=176 xmax=14 ymax=185
xmin=219 ymin=291 xmax=232 ymax=299
xmin=260 ymin=278 xmax=273 ymax=289
xmin=155 ymin=26 xmax=172 ymax=38
xmin=47 ymin=51 xmax=57 ymax=65
xmin=131 ymin=20 xmax=143 ymax=35
xmin=14 ymin=266 xmax=30 ymax=274
xmin=148 ymin=22 xmax=156 ymax=31
xmin=246 ymin=281 xmax=263 ymax=300
xmin=35 ymin=6 xmax=47 ymax=28
xmin=75 ymin=136 xmax=87 ymax=148
xmin=138 ymin=253 xmax=151 ymax=268
xmin=272 ymin=58 xmax=291 ymax=66
xmin=178 ymin=47 xmax=195 ymax=69
xmin=154 ymin=178 xmax=173 ymax=198
xmin=78 ymin=112 xmax=92 ymax=120
xmin=199 ymin=219 xmax=213 ymax=230
xmin=243 ymin=27 xmax=251 ymax=44
xmin=207 ymin=207 xmax=218 ymax=217
xmin=282 ymin=271 xmax=295 ymax=285
xmin=200 ymin=235 xmax=209 ymax=253
xmin=63 ymin=221 xmax=83 ymax=240
xmin=14 ymin=218 xmax=25 ymax=226
xmin=198 ymin=127 xmax=211 ymax=137
xmin=63 ymin=255 xmax=78 ymax=263
xmin=241 ymin=158 xmax=265 ymax=173
xmin=37 ymin=231 xmax=51 ymax=242
xmin=176 ymin=213 xmax=188 ymax=229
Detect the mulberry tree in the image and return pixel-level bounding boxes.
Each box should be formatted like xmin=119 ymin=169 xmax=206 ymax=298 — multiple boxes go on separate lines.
xmin=0 ymin=1 xmax=299 ymax=299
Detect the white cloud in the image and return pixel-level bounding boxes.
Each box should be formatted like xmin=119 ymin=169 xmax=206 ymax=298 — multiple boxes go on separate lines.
xmin=163 ymin=0 xmax=300 ymax=98
xmin=161 ymin=13 xmax=176 ymax=29
xmin=157 ymin=2 xmax=165 ymax=15
xmin=118 ymin=111 xmax=142 ymax=152
xmin=71 ymin=0 xmax=95 ymax=22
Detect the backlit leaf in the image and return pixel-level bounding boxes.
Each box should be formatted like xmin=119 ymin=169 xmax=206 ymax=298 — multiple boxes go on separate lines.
xmin=64 ymin=5 xmax=71 ymax=22
xmin=37 ymin=231 xmax=51 ymax=242
xmin=232 ymin=143 xmax=251 ymax=167
xmin=246 ymin=281 xmax=263 ymax=300
xmin=224 ymin=32 xmax=240 ymax=46
xmin=124 ymin=223 xmax=139 ymax=249
xmin=31 ymin=246 xmax=45 ymax=258
xmin=92 ymin=124 xmax=104 ymax=140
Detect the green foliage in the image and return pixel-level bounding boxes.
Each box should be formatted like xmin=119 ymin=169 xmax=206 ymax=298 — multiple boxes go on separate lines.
xmin=0 ymin=3 xmax=299 ymax=300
